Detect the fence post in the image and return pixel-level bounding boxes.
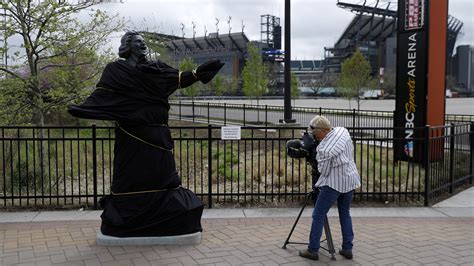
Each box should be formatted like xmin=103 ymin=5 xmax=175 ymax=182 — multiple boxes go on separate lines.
xmin=449 ymin=123 xmax=455 ymax=193
xmin=92 ymin=124 xmax=98 ymax=210
xmin=224 ymin=103 xmax=227 ymax=125
xmin=243 ymin=104 xmax=246 ymax=126
xmin=352 ymin=108 xmax=357 ymax=138
xmin=207 ymin=102 xmax=210 ymax=124
xmin=207 ymin=125 xmax=213 ymax=208
xmin=265 ymin=105 xmax=268 ymax=125
xmin=319 ymin=107 xmax=322 ymax=116
xmin=470 ymin=122 xmax=474 ymax=184
xmin=192 ymin=101 xmax=195 ymax=122
xmin=352 ymin=108 xmax=356 ymax=128
xmin=424 ymin=125 xmax=431 ymax=206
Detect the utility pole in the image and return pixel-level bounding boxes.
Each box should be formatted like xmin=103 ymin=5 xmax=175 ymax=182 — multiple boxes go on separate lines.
xmin=281 ymin=0 xmax=295 ymax=123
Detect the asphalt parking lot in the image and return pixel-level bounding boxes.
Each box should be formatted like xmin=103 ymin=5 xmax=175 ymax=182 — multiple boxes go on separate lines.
xmin=198 ymin=97 xmax=474 ymax=115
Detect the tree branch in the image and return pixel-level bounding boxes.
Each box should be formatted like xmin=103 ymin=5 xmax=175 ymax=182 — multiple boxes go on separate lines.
xmin=39 ymin=61 xmax=94 ymax=71
xmin=0 ymin=67 xmax=23 ymax=80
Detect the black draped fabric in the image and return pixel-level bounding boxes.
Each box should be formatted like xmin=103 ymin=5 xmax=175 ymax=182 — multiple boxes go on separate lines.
xmin=69 ymin=59 xmax=222 ymax=237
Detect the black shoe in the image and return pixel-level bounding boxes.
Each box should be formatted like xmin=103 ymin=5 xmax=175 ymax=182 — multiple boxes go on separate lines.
xmin=299 ymin=249 xmax=319 ymax=260
xmin=339 ymin=249 xmax=353 ymax=259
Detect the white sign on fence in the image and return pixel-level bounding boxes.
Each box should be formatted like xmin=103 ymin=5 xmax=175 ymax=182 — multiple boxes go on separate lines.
xmin=221 ymin=126 xmax=241 ymax=140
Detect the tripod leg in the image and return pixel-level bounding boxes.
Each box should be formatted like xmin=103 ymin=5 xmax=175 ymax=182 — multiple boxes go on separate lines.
xmin=323 ymin=216 xmax=336 ymax=260
xmin=282 ymin=192 xmax=313 ymax=249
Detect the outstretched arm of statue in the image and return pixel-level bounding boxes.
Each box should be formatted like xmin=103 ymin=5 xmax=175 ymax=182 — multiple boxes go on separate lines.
xmin=195 ymin=60 xmax=225 ymax=84
xmin=179 ymin=71 xmax=199 ymax=88
xmin=179 ymin=60 xmax=225 ymax=88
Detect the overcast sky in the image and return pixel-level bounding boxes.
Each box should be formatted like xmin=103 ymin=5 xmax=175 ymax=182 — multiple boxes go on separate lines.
xmin=96 ymin=0 xmax=473 ymax=60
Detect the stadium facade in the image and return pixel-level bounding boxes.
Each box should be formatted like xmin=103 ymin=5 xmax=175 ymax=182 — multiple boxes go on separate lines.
xmin=164 ymin=32 xmax=250 ymax=79
xmin=451 ymin=45 xmax=473 ymax=96
xmin=324 ymin=1 xmax=463 ymax=77
xmin=143 ymin=0 xmax=468 ymax=96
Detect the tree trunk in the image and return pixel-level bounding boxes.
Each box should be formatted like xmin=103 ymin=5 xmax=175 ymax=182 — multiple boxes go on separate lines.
xmin=34 ymin=108 xmax=47 ymax=195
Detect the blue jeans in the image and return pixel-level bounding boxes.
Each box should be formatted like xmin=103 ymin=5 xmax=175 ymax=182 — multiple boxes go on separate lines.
xmin=308 ymin=186 xmax=354 ymax=252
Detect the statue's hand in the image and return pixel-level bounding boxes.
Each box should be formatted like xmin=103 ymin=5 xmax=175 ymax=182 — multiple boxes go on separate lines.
xmin=196 ymin=60 xmax=225 ymax=84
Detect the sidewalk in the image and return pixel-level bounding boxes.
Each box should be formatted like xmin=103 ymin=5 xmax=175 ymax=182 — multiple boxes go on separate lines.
xmin=0 ymin=187 xmax=473 ymax=265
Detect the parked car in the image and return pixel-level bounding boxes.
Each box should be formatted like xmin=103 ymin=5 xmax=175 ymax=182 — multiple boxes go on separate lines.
xmin=298 ymin=86 xmax=316 ymax=96
xmin=359 ymin=89 xmax=385 ymax=99
xmin=446 ymin=89 xmax=452 ymax=98
xmin=316 ymin=87 xmax=339 ymax=97
xmin=297 ymin=87 xmax=340 ymax=97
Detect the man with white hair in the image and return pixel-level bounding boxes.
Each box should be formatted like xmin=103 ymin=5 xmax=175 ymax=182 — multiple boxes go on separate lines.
xmin=299 ymin=115 xmax=361 ymax=261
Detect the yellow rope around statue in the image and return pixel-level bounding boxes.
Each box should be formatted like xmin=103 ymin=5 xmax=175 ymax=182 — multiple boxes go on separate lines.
xmin=96 ymin=86 xmax=114 ymax=92
xmin=112 ymin=186 xmax=181 ymax=196
xmin=116 ymin=123 xmax=173 ymax=152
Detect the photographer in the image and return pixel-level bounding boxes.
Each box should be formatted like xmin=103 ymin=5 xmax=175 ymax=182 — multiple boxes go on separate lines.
xmin=299 ymin=115 xmax=361 ymax=261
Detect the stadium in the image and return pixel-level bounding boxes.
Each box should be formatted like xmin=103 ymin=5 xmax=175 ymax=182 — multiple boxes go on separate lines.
xmin=142 ymin=0 xmax=470 ymax=96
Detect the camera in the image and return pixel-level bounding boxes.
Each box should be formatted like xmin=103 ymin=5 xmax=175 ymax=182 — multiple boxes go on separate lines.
xmin=286 ymin=132 xmax=320 ymax=182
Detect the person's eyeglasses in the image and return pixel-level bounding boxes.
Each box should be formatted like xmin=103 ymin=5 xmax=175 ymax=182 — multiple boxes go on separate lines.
xmin=309 ymin=125 xmax=316 ymax=130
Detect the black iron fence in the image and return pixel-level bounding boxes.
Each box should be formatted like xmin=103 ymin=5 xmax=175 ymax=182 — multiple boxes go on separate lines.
xmin=170 ymin=101 xmax=474 ymax=127
xmin=1 ymin=123 xmax=472 ymax=209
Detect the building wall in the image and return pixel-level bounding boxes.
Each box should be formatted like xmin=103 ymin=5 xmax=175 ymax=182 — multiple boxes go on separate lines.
xmin=385 ymin=37 xmax=397 ymax=71
xmin=455 ymin=45 xmax=473 ymax=96
xmin=172 ymin=50 xmax=243 ymax=79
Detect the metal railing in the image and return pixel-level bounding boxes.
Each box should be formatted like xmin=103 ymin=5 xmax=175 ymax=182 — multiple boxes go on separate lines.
xmin=1 ymin=123 xmax=472 ymax=209
xmin=169 ymin=101 xmax=474 ymax=127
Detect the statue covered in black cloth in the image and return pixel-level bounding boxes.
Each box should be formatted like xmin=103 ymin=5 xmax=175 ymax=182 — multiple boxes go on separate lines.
xmin=68 ymin=31 xmax=224 ymax=237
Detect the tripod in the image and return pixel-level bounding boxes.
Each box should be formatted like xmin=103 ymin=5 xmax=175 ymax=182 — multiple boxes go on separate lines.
xmin=282 ymin=188 xmax=336 ymax=260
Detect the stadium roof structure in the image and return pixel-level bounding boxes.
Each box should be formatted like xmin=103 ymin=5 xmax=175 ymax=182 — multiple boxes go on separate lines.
xmin=446 ymin=15 xmax=464 ymax=60
xmin=164 ymin=32 xmax=250 ymax=53
xmin=139 ymin=32 xmax=182 ymax=42
xmin=334 ymin=0 xmax=397 ymax=48
xmin=333 ymin=0 xmax=463 ymax=55
xmin=324 ymin=0 xmax=463 ymax=73
xmin=290 ymin=60 xmax=323 ymax=71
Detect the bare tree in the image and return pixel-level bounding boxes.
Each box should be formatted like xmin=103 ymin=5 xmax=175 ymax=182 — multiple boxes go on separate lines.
xmin=308 ymin=73 xmax=328 ymax=96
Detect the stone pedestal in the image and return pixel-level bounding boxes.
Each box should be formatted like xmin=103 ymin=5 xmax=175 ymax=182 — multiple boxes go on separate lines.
xmin=96 ymin=231 xmax=202 ymax=246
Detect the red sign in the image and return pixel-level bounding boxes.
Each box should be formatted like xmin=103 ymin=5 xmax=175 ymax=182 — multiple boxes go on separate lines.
xmin=405 ymin=0 xmax=425 ymax=30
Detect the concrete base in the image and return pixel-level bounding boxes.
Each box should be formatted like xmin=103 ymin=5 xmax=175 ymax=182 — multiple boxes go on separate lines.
xmin=96 ymin=231 xmax=202 ymax=246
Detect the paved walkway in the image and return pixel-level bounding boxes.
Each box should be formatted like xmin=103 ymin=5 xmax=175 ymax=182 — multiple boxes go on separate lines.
xmin=1 ymin=187 xmax=473 ymax=265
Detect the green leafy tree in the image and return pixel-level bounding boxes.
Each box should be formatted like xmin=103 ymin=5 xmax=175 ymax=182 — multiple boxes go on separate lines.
xmin=445 ymin=74 xmax=456 ymax=91
xmin=209 ymin=76 xmax=239 ymax=97
xmin=242 ymin=42 xmax=268 ymax=123
xmin=291 ymin=72 xmax=299 ymax=107
xmin=225 ymin=77 xmax=239 ymax=96
xmin=179 ymin=57 xmax=201 ymax=100
xmin=382 ymin=69 xmax=396 ymax=96
xmin=211 ymin=74 xmax=225 ymax=102
xmin=178 ymin=57 xmax=202 ymax=117
xmin=337 ymin=49 xmax=373 ymax=110
xmin=0 ymin=0 xmax=124 ymax=126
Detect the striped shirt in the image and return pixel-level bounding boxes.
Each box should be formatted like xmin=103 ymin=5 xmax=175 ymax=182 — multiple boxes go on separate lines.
xmin=315 ymin=127 xmax=361 ymax=193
